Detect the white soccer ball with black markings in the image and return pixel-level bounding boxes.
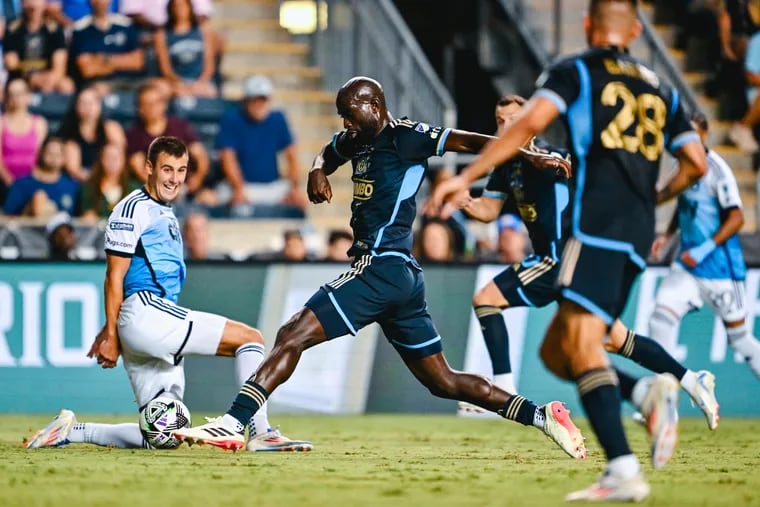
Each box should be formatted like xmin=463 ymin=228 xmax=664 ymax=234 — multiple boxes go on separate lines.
xmin=138 ymin=396 xmax=191 ymax=449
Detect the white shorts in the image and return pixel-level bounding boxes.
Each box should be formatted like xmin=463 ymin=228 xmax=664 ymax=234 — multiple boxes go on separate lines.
xmin=118 ymin=291 xmax=227 ymax=408
xmin=655 ymin=264 xmax=746 ymax=323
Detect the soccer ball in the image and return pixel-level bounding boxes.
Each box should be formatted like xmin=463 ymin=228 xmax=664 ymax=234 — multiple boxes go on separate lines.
xmin=139 ymin=396 xmax=191 ymax=449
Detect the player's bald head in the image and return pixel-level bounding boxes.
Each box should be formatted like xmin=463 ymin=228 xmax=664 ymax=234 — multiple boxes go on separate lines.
xmin=585 ymin=0 xmax=640 ymax=47
xmin=337 ymin=76 xmax=386 ymax=109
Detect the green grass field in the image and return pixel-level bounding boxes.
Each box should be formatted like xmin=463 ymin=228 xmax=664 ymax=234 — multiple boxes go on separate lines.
xmin=1 ymin=415 xmax=758 ymax=507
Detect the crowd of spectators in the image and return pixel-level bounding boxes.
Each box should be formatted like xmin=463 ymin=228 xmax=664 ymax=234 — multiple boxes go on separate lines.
xmin=0 ymin=0 xmax=535 ymax=265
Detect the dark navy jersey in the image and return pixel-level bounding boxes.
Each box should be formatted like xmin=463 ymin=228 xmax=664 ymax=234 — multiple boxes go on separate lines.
xmin=324 ymin=117 xmax=451 ymax=256
xmin=484 ymin=138 xmax=570 ymax=260
xmin=534 ymin=46 xmax=699 ymax=267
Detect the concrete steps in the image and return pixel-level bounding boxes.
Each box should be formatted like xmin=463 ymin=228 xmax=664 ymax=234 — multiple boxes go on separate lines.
xmin=211 ymin=0 xmax=351 ymax=226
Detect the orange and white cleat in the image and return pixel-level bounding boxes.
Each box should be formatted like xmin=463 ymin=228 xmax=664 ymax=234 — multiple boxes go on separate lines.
xmin=25 ymin=409 xmax=77 ymax=449
xmin=639 ymin=374 xmax=680 ymax=469
xmin=246 ymin=428 xmax=313 ymax=452
xmin=173 ymin=417 xmax=245 ymax=451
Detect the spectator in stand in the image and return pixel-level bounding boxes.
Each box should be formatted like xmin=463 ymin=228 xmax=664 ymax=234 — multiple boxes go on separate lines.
xmin=3 ymin=0 xmax=74 ymax=93
xmin=3 ymin=135 xmax=78 ymax=216
xmin=216 ymin=75 xmax=306 ymax=211
xmin=121 ymin=0 xmax=213 ymax=30
xmin=70 ymin=0 xmax=144 ymax=92
xmin=126 ymin=83 xmax=208 ymax=193
xmin=416 ymin=218 xmax=456 ymax=263
xmin=729 ymin=20 xmax=760 ymax=152
xmin=0 ymin=78 xmax=47 ymax=190
xmin=154 ymin=0 xmax=216 ymax=97
xmin=46 ymin=0 xmax=118 ymax=28
xmin=46 ymin=211 xmax=77 ymax=260
xmin=58 ymin=86 xmax=126 ymax=182
xmin=182 ymin=210 xmax=226 ymax=260
xmin=79 ymin=143 xmax=139 ymax=219
xmin=495 ymin=214 xmax=528 ymax=264
xmin=323 ymin=229 xmax=352 ymax=262
xmin=280 ymin=229 xmax=308 ymax=261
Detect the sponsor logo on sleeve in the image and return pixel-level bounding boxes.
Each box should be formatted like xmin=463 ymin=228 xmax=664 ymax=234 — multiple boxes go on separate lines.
xmin=105 ymin=237 xmax=133 ymax=248
xmin=109 ymin=221 xmax=134 ymax=231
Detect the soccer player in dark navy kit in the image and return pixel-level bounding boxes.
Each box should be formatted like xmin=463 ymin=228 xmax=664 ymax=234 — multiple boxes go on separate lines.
xmin=451 ymin=95 xmax=719 ymax=436
xmin=431 ymin=0 xmax=707 ymax=501
xmin=176 ymin=76 xmax=588 ymax=460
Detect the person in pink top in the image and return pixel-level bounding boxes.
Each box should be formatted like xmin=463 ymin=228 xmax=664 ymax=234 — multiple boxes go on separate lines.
xmin=0 ymin=78 xmax=48 ymax=187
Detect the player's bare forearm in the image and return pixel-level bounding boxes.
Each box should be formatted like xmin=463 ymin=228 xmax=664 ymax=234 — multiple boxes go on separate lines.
xmin=103 ymin=255 xmax=130 ymax=335
xmin=713 ymin=207 xmax=744 ymax=246
xmin=462 ymin=196 xmax=504 ymax=223
xmin=311 ymin=142 xmax=344 ymax=176
xmin=442 ymin=130 xmax=496 ymax=154
xmin=657 ymin=141 xmax=707 ymax=204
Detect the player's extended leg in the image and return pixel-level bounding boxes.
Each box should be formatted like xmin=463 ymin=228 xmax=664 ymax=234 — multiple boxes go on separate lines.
xmin=175 ymin=308 xmax=328 ymax=449
xmin=606 ymin=320 xmax=719 ymax=430
xmin=213 ymin=320 xmax=312 ymax=451
xmin=472 ymin=281 xmax=514 ymax=393
xmin=724 ymin=317 xmax=760 ymax=378
xmin=401 ymin=351 xmax=586 ymax=459
xmin=26 ymin=409 xmax=147 ymax=449
xmin=542 ymin=301 xmax=649 ymax=502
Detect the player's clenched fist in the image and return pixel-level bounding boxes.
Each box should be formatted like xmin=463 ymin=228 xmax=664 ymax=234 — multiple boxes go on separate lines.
xmin=308 ymin=168 xmax=333 ymax=204
xmin=88 ymin=326 xmax=121 ymax=369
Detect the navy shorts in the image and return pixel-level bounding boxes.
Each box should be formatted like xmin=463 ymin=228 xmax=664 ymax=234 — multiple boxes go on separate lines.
xmin=557 ymin=238 xmax=643 ymax=324
xmin=305 ymin=253 xmax=442 ymax=360
xmin=493 ymin=255 xmax=561 ymax=308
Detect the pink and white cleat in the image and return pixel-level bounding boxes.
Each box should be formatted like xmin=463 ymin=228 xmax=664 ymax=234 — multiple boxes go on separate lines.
xmin=542 ymin=401 xmax=587 ymax=459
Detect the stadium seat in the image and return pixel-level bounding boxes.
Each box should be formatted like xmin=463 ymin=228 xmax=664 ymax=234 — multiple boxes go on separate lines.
xmin=102 ymin=91 xmax=137 ymax=123
xmin=171 ymin=96 xmax=229 ymax=122
xmin=29 ymin=92 xmax=73 ymax=122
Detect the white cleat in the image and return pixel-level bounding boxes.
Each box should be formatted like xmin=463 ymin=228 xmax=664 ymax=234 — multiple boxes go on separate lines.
xmin=685 ymin=370 xmax=719 ymax=431
xmin=639 ymin=374 xmax=680 ymax=469
xmin=173 ymin=417 xmax=245 ymax=451
xmin=565 ymin=471 xmax=650 ymax=502
xmin=246 ymin=428 xmax=313 ymax=452
xmin=542 ymin=401 xmax=587 ymax=460
xmin=26 ymin=409 xmax=77 ymax=449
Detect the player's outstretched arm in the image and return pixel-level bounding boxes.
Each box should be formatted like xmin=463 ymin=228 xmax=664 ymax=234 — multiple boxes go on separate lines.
xmin=460 ymin=194 xmax=505 ymax=223
xmin=427 ymin=97 xmax=560 ymax=214
xmin=656 ymin=140 xmax=707 ymax=204
xmin=88 ymin=254 xmax=131 ymax=369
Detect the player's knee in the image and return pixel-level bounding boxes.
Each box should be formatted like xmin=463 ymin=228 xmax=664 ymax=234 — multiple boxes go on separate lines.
xmin=241 ymin=327 xmax=264 ymax=345
xmin=540 ymin=340 xmax=570 ymax=380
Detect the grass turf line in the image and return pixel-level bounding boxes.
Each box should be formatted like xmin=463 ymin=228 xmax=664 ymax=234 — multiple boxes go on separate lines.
xmin=1 ymin=415 xmax=758 ymax=507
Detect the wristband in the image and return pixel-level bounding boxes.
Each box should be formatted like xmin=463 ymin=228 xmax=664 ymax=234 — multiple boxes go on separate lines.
xmin=687 ymin=239 xmax=716 ymax=264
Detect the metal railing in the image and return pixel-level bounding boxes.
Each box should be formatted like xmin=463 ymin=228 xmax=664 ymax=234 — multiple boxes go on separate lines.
xmin=308 ymin=0 xmax=456 ymax=129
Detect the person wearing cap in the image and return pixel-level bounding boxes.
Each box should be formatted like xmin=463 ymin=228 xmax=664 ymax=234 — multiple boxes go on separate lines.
xmin=46 ymin=211 xmax=77 ymax=260
xmin=215 ymin=75 xmax=306 ymax=212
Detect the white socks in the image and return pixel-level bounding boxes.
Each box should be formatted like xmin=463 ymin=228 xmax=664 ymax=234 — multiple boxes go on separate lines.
xmin=68 ymin=423 xmax=147 ymax=448
xmin=235 ymin=342 xmax=271 ymax=436
xmin=608 ymin=454 xmax=641 ymax=479
xmin=493 ymin=373 xmax=517 ymax=395
xmin=630 ymin=377 xmax=652 ymax=410
xmin=679 ymin=369 xmax=698 ymax=398
xmin=532 ymin=407 xmax=545 ymax=430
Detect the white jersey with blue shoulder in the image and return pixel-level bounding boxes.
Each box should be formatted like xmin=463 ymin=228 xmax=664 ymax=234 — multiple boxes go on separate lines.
xmin=676 ymin=149 xmax=746 ymax=280
xmin=104 ymin=188 xmax=186 ymax=302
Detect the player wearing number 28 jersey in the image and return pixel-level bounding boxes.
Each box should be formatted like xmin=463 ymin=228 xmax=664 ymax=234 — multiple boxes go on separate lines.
xmin=536 ymin=46 xmax=699 ymax=320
